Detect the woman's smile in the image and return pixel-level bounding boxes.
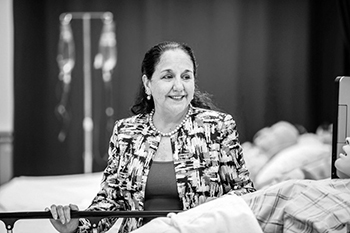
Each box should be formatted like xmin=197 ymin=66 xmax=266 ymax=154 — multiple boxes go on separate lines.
xmin=168 ymin=94 xmax=187 ymax=101
xmin=143 ymin=48 xmax=195 ymax=117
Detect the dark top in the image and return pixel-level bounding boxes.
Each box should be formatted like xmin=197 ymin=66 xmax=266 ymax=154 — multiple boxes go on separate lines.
xmin=143 ymin=160 xmax=182 ymax=224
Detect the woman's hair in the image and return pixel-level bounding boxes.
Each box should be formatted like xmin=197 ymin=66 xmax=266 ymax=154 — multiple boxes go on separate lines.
xmin=130 ymin=41 xmax=217 ymax=115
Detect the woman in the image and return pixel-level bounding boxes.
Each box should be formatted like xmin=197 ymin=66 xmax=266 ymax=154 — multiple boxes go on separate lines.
xmin=47 ymin=41 xmax=255 ymax=233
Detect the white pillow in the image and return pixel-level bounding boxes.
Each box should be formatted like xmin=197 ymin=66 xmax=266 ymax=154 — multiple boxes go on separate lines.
xmin=254 ymin=133 xmax=331 ymax=189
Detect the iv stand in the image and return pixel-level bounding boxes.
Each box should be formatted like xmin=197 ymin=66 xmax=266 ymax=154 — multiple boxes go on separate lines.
xmin=59 ymin=12 xmax=114 ymax=173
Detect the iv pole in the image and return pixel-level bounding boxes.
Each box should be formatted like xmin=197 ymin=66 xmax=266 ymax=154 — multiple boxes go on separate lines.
xmin=59 ymin=12 xmax=114 ymax=173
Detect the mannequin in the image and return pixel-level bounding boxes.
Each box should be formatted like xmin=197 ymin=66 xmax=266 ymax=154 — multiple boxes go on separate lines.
xmin=335 ymin=137 xmax=350 ymax=178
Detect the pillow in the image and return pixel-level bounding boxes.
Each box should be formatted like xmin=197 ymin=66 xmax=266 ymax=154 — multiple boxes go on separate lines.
xmin=253 ymin=121 xmax=299 ymax=159
xmin=242 ymin=142 xmax=270 ymax=182
xmin=254 ymin=133 xmax=331 ymax=189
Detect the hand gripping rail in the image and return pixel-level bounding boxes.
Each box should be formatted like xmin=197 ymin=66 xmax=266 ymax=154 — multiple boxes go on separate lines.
xmin=0 ymin=210 xmax=180 ymax=233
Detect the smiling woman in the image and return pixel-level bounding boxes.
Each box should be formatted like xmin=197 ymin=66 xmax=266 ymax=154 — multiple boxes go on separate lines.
xmin=47 ymin=41 xmax=255 ymax=233
xmin=143 ymin=49 xmax=194 ymax=122
xmin=142 ymin=48 xmax=195 ymax=138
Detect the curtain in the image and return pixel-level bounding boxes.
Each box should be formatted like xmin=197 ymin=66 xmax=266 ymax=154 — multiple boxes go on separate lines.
xmin=13 ymin=0 xmax=346 ymax=176
xmin=338 ymin=0 xmax=350 ymax=75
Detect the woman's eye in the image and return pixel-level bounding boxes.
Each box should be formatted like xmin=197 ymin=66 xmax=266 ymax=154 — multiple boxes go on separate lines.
xmin=182 ymin=75 xmax=192 ymax=80
xmin=163 ymin=74 xmax=173 ymax=79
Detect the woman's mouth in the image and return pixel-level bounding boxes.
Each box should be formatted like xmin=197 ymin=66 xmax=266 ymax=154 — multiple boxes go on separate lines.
xmin=169 ymin=95 xmax=185 ymax=100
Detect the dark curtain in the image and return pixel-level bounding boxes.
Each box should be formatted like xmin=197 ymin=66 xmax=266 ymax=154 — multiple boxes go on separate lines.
xmin=338 ymin=0 xmax=350 ymax=75
xmin=13 ymin=0 xmax=346 ymax=176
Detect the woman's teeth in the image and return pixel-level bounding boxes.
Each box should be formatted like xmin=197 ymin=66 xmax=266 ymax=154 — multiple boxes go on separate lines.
xmin=170 ymin=96 xmax=183 ymax=100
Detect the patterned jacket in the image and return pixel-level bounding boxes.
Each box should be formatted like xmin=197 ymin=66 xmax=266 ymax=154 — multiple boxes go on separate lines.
xmin=78 ymin=105 xmax=255 ymax=233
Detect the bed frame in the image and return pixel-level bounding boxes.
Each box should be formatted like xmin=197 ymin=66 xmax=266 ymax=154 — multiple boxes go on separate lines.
xmin=0 ymin=210 xmax=180 ymax=233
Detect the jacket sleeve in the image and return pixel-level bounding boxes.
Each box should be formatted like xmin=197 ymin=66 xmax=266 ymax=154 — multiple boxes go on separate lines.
xmin=218 ymin=114 xmax=256 ymax=196
xmin=76 ymin=121 xmax=127 ymax=233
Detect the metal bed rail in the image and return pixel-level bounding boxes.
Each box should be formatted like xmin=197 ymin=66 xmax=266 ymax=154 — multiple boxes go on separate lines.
xmin=0 ymin=210 xmax=180 ymax=233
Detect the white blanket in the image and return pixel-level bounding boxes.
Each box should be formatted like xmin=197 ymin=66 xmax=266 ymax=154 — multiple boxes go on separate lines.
xmin=0 ymin=173 xmax=104 ymax=233
xmin=131 ymin=195 xmax=263 ymax=233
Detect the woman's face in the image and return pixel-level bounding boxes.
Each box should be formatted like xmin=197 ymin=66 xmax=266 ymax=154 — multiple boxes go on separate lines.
xmin=335 ymin=137 xmax=350 ymax=178
xmin=143 ymin=49 xmax=195 ymax=117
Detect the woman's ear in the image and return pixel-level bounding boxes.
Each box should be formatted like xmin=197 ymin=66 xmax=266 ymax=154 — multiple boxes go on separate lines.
xmin=142 ymin=75 xmax=150 ymax=94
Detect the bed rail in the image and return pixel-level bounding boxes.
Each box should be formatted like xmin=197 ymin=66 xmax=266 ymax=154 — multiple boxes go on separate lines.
xmin=0 ymin=210 xmax=180 ymax=233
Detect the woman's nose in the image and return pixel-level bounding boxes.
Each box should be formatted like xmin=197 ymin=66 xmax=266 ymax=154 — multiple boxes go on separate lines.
xmin=172 ymin=77 xmax=184 ymax=91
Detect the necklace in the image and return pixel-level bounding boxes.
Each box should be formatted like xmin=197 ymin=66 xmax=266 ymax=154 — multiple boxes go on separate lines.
xmin=149 ymin=108 xmax=190 ymax=137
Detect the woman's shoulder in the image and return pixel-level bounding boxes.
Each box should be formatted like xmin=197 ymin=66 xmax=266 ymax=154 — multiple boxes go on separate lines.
xmin=190 ymin=107 xmax=237 ymax=133
xmin=191 ymin=106 xmax=234 ymax=121
xmin=114 ymin=113 xmax=148 ymax=128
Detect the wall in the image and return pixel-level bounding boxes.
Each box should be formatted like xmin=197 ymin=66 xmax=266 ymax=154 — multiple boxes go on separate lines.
xmin=0 ymin=0 xmax=13 ymax=131
xmin=0 ymin=0 xmax=13 ymax=185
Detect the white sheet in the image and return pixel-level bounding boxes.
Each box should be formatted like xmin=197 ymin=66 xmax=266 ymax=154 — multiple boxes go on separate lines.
xmin=0 ymin=173 xmax=102 ymax=211
xmin=0 ymin=172 xmax=105 ymax=233
xmin=131 ymin=195 xmax=263 ymax=233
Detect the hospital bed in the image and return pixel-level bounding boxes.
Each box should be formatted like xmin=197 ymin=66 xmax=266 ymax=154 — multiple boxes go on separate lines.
xmin=0 ymin=77 xmax=349 ymax=232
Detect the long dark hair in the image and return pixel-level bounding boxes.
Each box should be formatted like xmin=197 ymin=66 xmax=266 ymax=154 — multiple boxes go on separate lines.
xmin=130 ymin=41 xmax=217 ymax=115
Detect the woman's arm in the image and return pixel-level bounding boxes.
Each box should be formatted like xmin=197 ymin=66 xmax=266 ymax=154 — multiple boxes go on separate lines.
xmin=218 ymin=114 xmax=256 ymax=195
xmin=76 ymin=121 xmax=126 ymax=232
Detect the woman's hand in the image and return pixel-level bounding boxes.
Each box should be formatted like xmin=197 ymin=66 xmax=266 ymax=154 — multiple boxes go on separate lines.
xmin=46 ymin=204 xmax=79 ymax=233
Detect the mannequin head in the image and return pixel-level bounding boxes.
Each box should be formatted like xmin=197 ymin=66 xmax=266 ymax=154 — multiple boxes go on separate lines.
xmin=335 ymin=137 xmax=350 ymax=178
